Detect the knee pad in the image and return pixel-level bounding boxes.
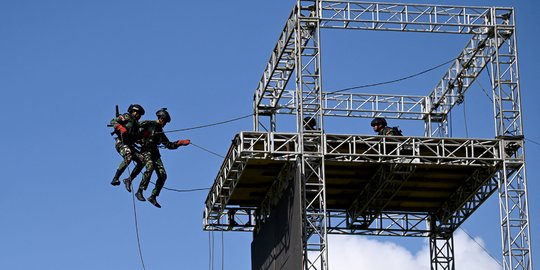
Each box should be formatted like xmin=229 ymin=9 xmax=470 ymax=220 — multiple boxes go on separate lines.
xmin=124 ymin=154 xmax=133 ymax=164
xmin=120 ymin=145 xmax=132 ymax=158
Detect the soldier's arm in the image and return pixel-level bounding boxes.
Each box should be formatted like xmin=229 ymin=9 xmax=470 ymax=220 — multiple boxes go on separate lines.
xmin=138 ymin=121 xmax=153 ymax=140
xmin=110 ymin=113 xmax=130 ymax=135
xmin=160 ymin=133 xmax=180 ymax=149
xmin=116 ymin=113 xmax=131 ymax=125
xmin=161 ymin=133 xmax=191 ymax=149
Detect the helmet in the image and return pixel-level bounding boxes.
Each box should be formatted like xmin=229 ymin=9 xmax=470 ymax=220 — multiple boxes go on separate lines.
xmin=156 ymin=108 xmax=171 ymax=123
xmin=128 ymin=104 xmax=145 ymax=115
xmin=370 ymin=117 xmax=387 ymax=127
xmin=303 ymin=117 xmax=316 ymax=130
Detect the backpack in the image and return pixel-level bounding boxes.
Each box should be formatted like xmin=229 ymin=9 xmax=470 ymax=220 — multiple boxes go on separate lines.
xmin=391 ymin=126 xmax=403 ymax=136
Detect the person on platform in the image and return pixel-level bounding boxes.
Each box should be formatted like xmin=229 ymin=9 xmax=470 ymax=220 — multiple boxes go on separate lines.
xmin=370 ymin=117 xmax=402 ymax=136
xmin=303 ymin=116 xmax=317 ymax=131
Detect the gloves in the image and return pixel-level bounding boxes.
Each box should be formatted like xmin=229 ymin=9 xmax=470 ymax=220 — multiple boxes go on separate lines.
xmin=114 ymin=124 xmax=128 ymax=134
xmin=176 ymin=139 xmax=190 ymax=146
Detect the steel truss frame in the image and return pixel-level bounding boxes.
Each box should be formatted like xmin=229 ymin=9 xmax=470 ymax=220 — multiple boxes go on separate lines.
xmin=213 ymin=1 xmax=531 ymax=270
xmin=346 ymin=163 xmax=416 ymax=228
xmin=294 ymin=2 xmax=328 ymax=269
xmin=276 ymin=90 xmax=429 ymax=120
xmin=430 ymin=232 xmax=455 ymax=270
xmin=203 ymin=132 xmax=503 ymax=228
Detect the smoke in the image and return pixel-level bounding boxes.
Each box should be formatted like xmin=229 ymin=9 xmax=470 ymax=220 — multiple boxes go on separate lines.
xmin=328 ymin=230 xmax=501 ymax=270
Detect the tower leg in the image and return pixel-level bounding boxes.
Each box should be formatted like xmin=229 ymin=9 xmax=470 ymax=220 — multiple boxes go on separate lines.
xmin=490 ymin=16 xmax=533 ymax=269
xmin=296 ymin=1 xmax=328 ymax=269
xmin=430 ymin=233 xmax=455 ymax=270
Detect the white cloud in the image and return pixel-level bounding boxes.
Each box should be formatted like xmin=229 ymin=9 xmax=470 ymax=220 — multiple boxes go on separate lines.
xmin=453 ymin=231 xmax=501 ymax=270
xmin=328 ymin=231 xmax=501 ymax=270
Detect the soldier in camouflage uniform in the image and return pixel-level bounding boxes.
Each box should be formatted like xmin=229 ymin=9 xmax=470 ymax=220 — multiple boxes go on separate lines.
xmin=126 ymin=108 xmax=190 ymax=208
xmin=110 ymin=104 xmax=146 ymax=186
xmin=371 ymin=117 xmax=401 ymax=136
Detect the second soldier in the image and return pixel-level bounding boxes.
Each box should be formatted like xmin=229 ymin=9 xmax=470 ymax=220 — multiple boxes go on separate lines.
xmin=124 ymin=108 xmax=190 ymax=208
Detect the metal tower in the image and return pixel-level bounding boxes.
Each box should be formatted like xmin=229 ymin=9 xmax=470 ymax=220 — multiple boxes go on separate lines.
xmin=203 ymin=1 xmax=532 ymax=270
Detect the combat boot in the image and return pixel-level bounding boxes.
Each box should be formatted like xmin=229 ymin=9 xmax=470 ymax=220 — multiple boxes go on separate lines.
xmin=111 ymin=170 xmax=122 ymax=186
xmin=110 ymin=178 xmax=120 ymax=186
xmin=148 ymin=195 xmax=161 ymax=208
xmin=123 ymin=177 xmax=132 ymax=193
xmin=135 ymin=190 xmax=146 ymax=201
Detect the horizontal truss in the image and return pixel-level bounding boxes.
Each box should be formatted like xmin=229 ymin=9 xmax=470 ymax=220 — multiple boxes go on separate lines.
xmin=277 ymin=90 xmax=427 ymax=120
xmin=254 ymin=1 xmax=513 ymax=115
xmin=319 ymin=1 xmax=511 ymax=33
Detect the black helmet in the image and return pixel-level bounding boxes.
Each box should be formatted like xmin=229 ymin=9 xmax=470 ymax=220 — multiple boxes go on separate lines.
xmin=128 ymin=104 xmax=145 ymax=115
xmin=156 ymin=108 xmax=171 ymax=123
xmin=371 ymin=117 xmax=387 ymax=127
xmin=303 ymin=117 xmax=316 ymax=130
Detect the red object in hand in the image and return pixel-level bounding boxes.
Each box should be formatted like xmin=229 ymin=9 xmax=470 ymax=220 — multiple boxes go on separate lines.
xmin=115 ymin=124 xmax=127 ymax=134
xmin=176 ymin=139 xmax=190 ymax=146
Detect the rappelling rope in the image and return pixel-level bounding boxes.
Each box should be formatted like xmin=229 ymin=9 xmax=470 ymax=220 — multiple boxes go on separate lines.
xmin=157 ymin=58 xmax=457 ymax=135
xmin=161 ymin=114 xmax=253 ymax=134
xmin=208 ymin=231 xmax=225 ymax=270
xmin=148 ymin=141 xmax=222 ymax=193
xmin=190 ymin=142 xmax=225 ymax=159
xmin=458 ymin=227 xmax=502 ymax=267
xmin=329 ymin=58 xmax=456 ymax=94
xmin=221 ymin=231 xmax=225 ymax=270
xmin=158 ymin=185 xmax=209 ymax=193
xmin=210 ymin=231 xmax=215 ymax=270
xmin=124 ymin=140 xmax=220 ymax=270
xmin=208 ymin=232 xmax=212 ymax=270
xmin=118 ymin=132 xmax=146 ymax=270
xmin=129 ymin=172 xmax=147 ymax=270
xmin=463 ymin=98 xmax=469 ymax=138
xmin=476 ymin=65 xmax=540 ymax=146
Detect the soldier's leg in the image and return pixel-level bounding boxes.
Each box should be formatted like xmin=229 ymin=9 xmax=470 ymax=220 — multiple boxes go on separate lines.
xmin=135 ymin=152 xmax=154 ymax=201
xmin=129 ymin=150 xmax=145 ymax=179
xmin=148 ymin=158 xmax=166 ymax=208
xmin=152 ymin=158 xmax=167 ymax=197
xmin=122 ymin=149 xmax=144 ymax=192
xmin=111 ymin=141 xmax=133 ymax=186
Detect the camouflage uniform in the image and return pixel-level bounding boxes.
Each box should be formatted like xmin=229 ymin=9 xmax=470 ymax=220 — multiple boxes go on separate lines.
xmin=378 ymin=126 xmax=400 ymax=136
xmin=110 ymin=113 xmax=144 ymax=183
xmin=137 ymin=120 xmax=180 ymax=197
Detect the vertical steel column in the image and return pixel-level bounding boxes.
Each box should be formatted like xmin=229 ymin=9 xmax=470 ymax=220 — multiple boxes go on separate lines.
xmin=295 ymin=1 xmax=328 ymax=269
xmin=424 ymin=116 xmax=449 ymax=137
xmin=490 ymin=9 xmax=533 ymax=270
xmin=253 ymin=106 xmax=277 ymax=132
xmin=430 ymin=232 xmax=455 ymax=270
xmin=253 ymin=98 xmax=259 ymax=131
xmin=424 ymin=90 xmax=449 ymax=137
xmin=426 ymin=64 xmax=452 ymax=269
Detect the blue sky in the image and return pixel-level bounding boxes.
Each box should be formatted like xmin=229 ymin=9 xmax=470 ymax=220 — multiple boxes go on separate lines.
xmin=1 ymin=1 xmax=538 ymax=269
